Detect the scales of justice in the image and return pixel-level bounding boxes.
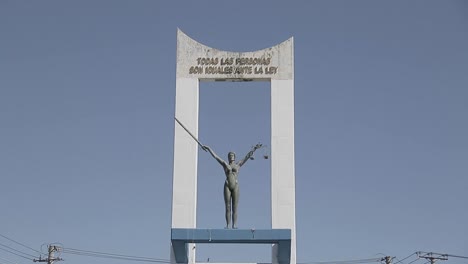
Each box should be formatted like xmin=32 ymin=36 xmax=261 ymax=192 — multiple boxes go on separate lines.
xmin=171 ymin=29 xmax=296 ymax=264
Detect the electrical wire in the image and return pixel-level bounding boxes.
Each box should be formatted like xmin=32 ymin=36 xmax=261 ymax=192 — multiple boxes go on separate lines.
xmin=0 ymin=261 xmax=16 ymax=264
xmin=418 ymin=252 xmax=468 ymax=260
xmin=407 ymin=258 xmax=422 ymax=264
xmin=61 ymin=247 xmax=170 ymax=263
xmin=63 ymin=252 xmax=170 ymax=263
xmin=446 ymin=255 xmax=468 ymax=260
xmin=0 ymin=256 xmax=20 ymax=264
xmin=299 ymin=257 xmax=384 ymax=264
xmin=0 ymin=248 xmax=33 ymax=261
xmin=62 ymin=247 xmax=169 ymax=261
xmin=394 ymin=253 xmax=419 ymax=264
xmin=0 ymin=243 xmax=37 ymax=258
xmin=0 ymin=234 xmax=42 ymax=256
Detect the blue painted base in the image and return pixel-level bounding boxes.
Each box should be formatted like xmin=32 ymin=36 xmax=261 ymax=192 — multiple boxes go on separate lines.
xmin=171 ymin=228 xmax=291 ymax=264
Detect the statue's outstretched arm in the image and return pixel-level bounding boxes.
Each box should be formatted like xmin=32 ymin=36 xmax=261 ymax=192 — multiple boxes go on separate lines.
xmin=238 ymin=144 xmax=262 ymax=167
xmin=202 ymin=145 xmax=227 ymax=168
xmin=238 ymin=150 xmax=254 ymax=167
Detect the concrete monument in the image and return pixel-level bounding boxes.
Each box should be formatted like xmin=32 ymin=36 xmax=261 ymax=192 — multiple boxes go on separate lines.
xmin=171 ymin=29 xmax=296 ymax=264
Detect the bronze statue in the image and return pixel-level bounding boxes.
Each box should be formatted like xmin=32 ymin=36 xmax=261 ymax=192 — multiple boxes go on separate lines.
xmin=174 ymin=117 xmax=264 ymax=229
xmin=202 ymin=144 xmax=261 ymax=229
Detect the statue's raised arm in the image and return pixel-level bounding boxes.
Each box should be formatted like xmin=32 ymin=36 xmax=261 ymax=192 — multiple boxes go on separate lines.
xmin=202 ymin=145 xmax=228 ymax=168
xmin=238 ymin=143 xmax=262 ymax=167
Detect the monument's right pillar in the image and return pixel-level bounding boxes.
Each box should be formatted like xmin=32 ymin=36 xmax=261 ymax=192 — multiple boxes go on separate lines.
xmin=271 ymin=43 xmax=295 ymax=264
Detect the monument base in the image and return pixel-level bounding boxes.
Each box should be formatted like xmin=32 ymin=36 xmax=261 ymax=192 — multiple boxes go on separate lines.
xmin=171 ymin=228 xmax=291 ymax=264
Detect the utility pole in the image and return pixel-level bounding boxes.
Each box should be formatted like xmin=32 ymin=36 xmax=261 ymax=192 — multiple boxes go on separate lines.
xmin=384 ymin=256 xmax=393 ymax=264
xmin=33 ymin=245 xmax=63 ymax=264
xmin=417 ymin=252 xmax=448 ymax=264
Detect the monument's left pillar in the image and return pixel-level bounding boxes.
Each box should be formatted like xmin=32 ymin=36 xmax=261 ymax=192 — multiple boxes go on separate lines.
xmin=171 ymin=32 xmax=199 ymax=264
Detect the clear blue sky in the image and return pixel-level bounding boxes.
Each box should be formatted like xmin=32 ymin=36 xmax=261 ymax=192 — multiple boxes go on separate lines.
xmin=1 ymin=1 xmax=467 ymax=264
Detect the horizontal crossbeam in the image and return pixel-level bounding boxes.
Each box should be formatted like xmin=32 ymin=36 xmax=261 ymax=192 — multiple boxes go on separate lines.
xmin=171 ymin=228 xmax=291 ymax=264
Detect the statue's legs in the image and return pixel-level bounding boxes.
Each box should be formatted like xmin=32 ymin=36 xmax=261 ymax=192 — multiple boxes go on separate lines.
xmin=223 ymin=184 xmax=231 ymax=229
xmin=231 ymin=185 xmax=239 ymax=229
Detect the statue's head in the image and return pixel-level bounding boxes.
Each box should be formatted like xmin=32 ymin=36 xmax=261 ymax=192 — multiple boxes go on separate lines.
xmin=228 ymin=152 xmax=236 ymax=162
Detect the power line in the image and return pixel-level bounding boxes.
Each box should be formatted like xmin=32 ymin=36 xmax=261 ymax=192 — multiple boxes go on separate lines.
xmin=0 ymin=234 xmax=42 ymax=256
xmin=0 ymin=248 xmax=33 ymax=261
xmin=0 ymin=261 xmax=16 ymax=264
xmin=62 ymin=247 xmax=169 ymax=261
xmin=394 ymin=253 xmax=419 ymax=264
xmin=0 ymin=256 xmax=21 ymax=264
xmin=418 ymin=252 xmax=468 ymax=260
xmin=299 ymin=257 xmax=384 ymax=264
xmin=60 ymin=247 xmax=170 ymax=263
xmin=0 ymin=243 xmax=37 ymax=258
xmin=407 ymin=258 xmax=422 ymax=264
xmin=417 ymin=252 xmax=448 ymax=264
xmin=446 ymin=255 xmax=468 ymax=260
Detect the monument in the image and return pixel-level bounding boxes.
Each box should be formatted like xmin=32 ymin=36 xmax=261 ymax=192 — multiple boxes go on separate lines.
xmin=171 ymin=29 xmax=296 ymax=264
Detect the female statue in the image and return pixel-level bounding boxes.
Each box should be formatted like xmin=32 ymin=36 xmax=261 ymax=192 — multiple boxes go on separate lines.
xmin=202 ymin=144 xmax=261 ymax=229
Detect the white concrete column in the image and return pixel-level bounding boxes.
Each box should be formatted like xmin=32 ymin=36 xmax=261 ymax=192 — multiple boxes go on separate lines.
xmin=171 ymin=77 xmax=199 ymax=264
xmin=271 ymin=79 xmax=296 ymax=264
